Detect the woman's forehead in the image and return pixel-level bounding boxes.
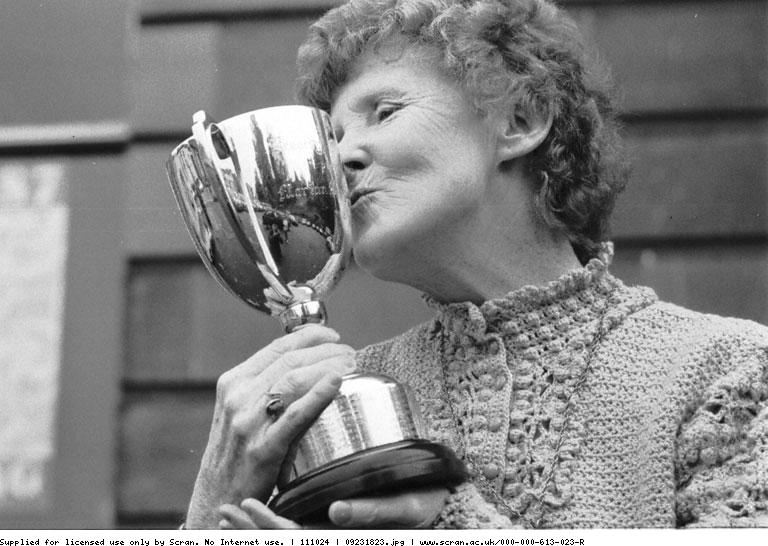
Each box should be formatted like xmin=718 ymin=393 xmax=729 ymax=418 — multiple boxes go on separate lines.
xmin=330 ymin=46 xmax=452 ymax=111
xmin=351 ymin=40 xmax=441 ymax=77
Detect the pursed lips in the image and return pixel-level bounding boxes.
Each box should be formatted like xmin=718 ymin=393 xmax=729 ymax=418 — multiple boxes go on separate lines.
xmin=349 ymin=186 xmax=377 ymax=207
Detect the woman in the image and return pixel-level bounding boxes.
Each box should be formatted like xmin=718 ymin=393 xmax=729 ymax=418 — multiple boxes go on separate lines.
xmin=185 ymin=0 xmax=768 ymax=529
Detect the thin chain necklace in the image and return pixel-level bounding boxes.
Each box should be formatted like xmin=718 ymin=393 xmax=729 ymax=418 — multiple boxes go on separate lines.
xmin=439 ymin=299 xmax=614 ymax=529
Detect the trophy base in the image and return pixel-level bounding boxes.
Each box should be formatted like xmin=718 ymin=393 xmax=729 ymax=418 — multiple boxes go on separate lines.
xmin=267 ymin=439 xmax=467 ymax=525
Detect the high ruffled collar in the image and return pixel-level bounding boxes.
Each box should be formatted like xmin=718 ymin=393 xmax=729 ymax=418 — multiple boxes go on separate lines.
xmin=425 ymin=243 xmax=645 ymax=340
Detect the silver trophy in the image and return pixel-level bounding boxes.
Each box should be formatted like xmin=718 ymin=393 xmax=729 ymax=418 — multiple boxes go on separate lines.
xmin=166 ymin=106 xmax=465 ymax=523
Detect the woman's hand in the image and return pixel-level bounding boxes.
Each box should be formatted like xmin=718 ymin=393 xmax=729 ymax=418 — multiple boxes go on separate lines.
xmin=218 ymin=488 xmax=449 ymax=529
xmin=327 ymin=487 xmax=449 ymax=528
xmin=185 ymin=324 xmax=356 ymax=529
xmin=218 ymin=499 xmax=301 ymax=530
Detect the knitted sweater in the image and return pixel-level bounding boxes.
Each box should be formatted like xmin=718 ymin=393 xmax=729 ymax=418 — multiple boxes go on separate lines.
xmin=355 ymin=248 xmax=768 ymax=528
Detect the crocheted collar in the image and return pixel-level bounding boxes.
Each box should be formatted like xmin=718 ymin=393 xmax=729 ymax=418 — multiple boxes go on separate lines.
xmin=425 ymin=243 xmax=647 ymax=339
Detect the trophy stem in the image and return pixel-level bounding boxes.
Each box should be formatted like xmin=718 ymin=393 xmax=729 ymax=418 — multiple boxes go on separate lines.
xmin=279 ymin=299 xmax=327 ymax=332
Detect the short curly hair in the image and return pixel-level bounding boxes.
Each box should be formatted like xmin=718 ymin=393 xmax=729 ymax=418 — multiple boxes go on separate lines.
xmin=296 ymin=0 xmax=628 ymax=263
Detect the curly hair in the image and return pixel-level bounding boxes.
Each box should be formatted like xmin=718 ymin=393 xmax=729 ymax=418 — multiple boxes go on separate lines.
xmin=296 ymin=0 xmax=628 ymax=263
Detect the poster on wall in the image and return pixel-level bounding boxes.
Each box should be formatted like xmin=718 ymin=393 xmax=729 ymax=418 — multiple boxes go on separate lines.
xmin=0 ymin=161 xmax=68 ymax=511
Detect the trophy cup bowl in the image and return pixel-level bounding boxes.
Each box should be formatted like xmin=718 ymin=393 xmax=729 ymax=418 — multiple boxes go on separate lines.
xmin=166 ymin=105 xmax=466 ymax=524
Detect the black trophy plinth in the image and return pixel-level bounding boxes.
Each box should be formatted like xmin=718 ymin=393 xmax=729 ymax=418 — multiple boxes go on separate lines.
xmin=268 ymin=439 xmax=467 ymax=525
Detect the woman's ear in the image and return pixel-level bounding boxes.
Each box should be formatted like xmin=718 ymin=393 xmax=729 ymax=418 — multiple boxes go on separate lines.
xmin=495 ymin=103 xmax=553 ymax=164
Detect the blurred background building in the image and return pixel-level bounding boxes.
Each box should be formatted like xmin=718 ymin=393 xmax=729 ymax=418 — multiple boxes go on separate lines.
xmin=0 ymin=0 xmax=765 ymax=530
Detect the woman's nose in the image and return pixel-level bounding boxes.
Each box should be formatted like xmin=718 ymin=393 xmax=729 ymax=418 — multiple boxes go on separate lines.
xmin=337 ymin=135 xmax=371 ymax=188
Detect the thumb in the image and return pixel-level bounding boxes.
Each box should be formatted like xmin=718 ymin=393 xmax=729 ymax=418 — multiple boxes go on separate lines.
xmin=328 ymin=487 xmax=448 ymax=528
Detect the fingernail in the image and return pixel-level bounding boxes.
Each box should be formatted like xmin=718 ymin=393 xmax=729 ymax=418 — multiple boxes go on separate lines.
xmin=329 ymin=501 xmax=351 ymax=525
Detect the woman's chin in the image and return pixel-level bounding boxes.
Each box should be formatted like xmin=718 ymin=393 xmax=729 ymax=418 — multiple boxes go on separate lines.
xmin=352 ymin=235 xmax=408 ymax=284
xmin=351 ymin=219 xmax=442 ymax=285
xmin=352 ymin=246 xmax=394 ymax=281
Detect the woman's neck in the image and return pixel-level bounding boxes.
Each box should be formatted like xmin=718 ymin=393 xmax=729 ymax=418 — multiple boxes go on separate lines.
xmin=408 ymin=228 xmax=583 ymax=305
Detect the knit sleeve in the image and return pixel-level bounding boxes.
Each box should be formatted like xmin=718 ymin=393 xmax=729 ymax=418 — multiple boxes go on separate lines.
xmin=433 ymin=482 xmax=520 ymax=529
xmin=674 ymin=344 xmax=768 ymax=527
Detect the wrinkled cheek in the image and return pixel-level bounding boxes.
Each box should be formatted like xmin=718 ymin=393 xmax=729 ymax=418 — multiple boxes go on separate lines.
xmin=350 ymin=194 xmax=389 ymax=232
xmin=350 ymin=198 xmax=416 ymax=269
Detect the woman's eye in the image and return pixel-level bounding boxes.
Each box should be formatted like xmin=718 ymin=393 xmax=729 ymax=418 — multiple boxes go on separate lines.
xmin=375 ymin=103 xmax=400 ymax=122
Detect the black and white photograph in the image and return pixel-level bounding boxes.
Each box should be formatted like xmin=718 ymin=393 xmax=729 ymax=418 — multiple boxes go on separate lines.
xmin=0 ymin=0 xmax=766 ymax=534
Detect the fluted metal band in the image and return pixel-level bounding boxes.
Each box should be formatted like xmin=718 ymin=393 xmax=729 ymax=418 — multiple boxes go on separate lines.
xmin=280 ymin=373 xmax=425 ymax=486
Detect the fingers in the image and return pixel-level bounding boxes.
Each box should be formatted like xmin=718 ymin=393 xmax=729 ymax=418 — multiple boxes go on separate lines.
xmin=239 ymin=498 xmax=302 ymax=529
xmin=268 ymin=372 xmax=345 ymax=448
xmin=328 ymin=487 xmax=450 ymax=529
xmin=282 ymin=341 xmax=356 ymax=369
xmin=268 ymin=353 xmax=355 ymax=406
xmin=219 ymin=504 xmax=257 ymax=529
xmin=241 ymin=370 xmax=345 ymax=471
xmin=218 ymin=500 xmax=300 ymax=529
xmin=237 ymin=358 xmax=351 ymax=443
xmin=220 ymin=324 xmax=354 ymax=400
xmin=263 ymin=324 xmax=342 ymax=361
xmin=258 ymin=340 xmax=355 ymax=381
xmin=218 ymin=324 xmax=355 ymax=435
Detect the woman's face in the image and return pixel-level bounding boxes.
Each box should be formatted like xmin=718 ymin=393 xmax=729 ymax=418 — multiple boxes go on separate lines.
xmin=330 ymin=46 xmax=503 ymax=284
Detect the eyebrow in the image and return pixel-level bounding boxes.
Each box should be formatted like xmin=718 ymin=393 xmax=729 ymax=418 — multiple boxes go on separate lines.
xmin=353 ymin=86 xmax=409 ymax=109
xmin=355 ymin=72 xmax=412 ymax=98
xmin=331 ymin=81 xmax=410 ymax=130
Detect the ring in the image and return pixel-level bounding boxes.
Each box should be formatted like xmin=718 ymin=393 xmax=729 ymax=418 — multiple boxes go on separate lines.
xmin=265 ymin=392 xmax=285 ymax=419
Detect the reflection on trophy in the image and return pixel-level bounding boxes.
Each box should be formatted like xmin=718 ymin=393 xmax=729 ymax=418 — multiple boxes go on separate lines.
xmin=166 ymin=106 xmax=466 ymax=523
